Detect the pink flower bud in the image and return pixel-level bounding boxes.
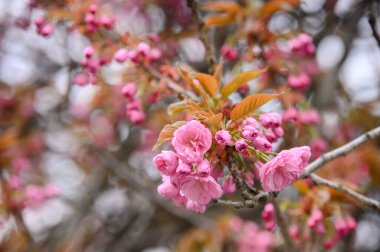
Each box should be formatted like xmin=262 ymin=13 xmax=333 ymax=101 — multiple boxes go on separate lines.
xmin=264 ymin=129 xmax=277 ymax=143
xmin=84 ymin=46 xmax=95 ymax=59
xmin=39 ymin=24 xmax=54 ymax=37
xmin=121 ymin=83 xmax=137 ymax=100
xmin=242 ymin=117 xmax=260 ymax=129
xmin=273 ymin=126 xmax=284 ymax=138
xmin=261 ymin=203 xmax=275 ymax=221
xmin=114 ymin=49 xmax=129 ymax=63
xmin=222 ymin=176 xmax=236 ymax=194
xmin=242 ymin=125 xmax=259 ymax=141
xmin=34 ymin=16 xmax=44 ymax=27
xmin=221 ymin=44 xmax=238 ymax=61
xmin=88 ymin=4 xmax=98 ymax=14
xmin=283 ymin=107 xmax=298 ymax=122
xmin=260 ymin=112 xmax=282 ymax=128
xmin=235 ymin=139 xmax=248 ymax=152
xmin=153 ymin=151 xmax=179 ymax=176
xmin=128 ymin=50 xmax=139 ymax=63
xmin=298 ymin=109 xmax=320 ymax=125
xmin=137 ymin=42 xmax=151 ymax=56
xmin=100 ymin=15 xmax=115 ymax=29
xmin=148 ymin=48 xmax=162 ymax=61
xmin=215 ymin=130 xmax=232 ymax=147
xmin=289 ymin=225 xmax=300 ymax=239
xmin=44 ymin=184 xmax=59 ymax=198
xmin=253 ymin=136 xmax=272 ymax=152
xmin=126 ymin=110 xmax=145 ymax=124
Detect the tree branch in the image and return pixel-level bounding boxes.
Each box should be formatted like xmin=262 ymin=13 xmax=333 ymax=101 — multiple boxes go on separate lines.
xmin=369 ymin=13 xmax=380 ymax=48
xmin=310 ymin=174 xmax=380 ymax=211
xmin=186 ymin=0 xmax=217 ymax=73
xmin=300 ymin=126 xmax=380 ymax=178
xmin=272 ymin=200 xmax=297 ymax=252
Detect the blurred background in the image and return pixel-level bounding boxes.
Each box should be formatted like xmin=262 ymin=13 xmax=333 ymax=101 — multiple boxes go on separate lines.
xmin=0 ymin=0 xmax=380 ymax=251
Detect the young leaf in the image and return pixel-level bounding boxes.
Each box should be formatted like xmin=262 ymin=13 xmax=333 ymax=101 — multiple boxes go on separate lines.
xmin=152 ymin=121 xmax=187 ymax=150
xmin=230 ymin=93 xmax=281 ymax=120
xmin=167 ymin=101 xmax=188 ymax=116
xmin=203 ymin=113 xmax=223 ymax=127
xmin=204 ymin=14 xmax=235 ymax=28
xmin=194 ymin=73 xmax=218 ymax=98
xmin=178 ymin=67 xmax=202 ymax=95
xmin=213 ymin=61 xmax=223 ymax=89
xmin=202 ymin=2 xmax=241 ymax=14
xmin=221 ymin=68 xmax=268 ymax=98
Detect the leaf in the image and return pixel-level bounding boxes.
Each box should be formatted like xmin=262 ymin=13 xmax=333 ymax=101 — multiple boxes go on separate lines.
xmin=230 ymin=93 xmax=281 ymax=121
xmin=260 ymin=0 xmax=300 ymax=18
xmin=194 ymin=73 xmax=218 ymax=98
xmin=203 ymin=113 xmax=223 ymax=127
xmin=202 ymin=2 xmax=241 ymax=14
xmin=204 ymin=14 xmax=235 ymax=28
xmin=167 ymin=101 xmax=188 ymax=116
xmin=153 ymin=121 xmax=187 ymax=150
xmin=178 ymin=68 xmax=202 ymax=95
xmin=221 ymin=68 xmax=267 ymax=98
xmin=213 ymin=61 xmax=223 ymax=89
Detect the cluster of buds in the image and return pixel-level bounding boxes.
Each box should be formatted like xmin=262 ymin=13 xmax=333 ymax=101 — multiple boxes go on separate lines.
xmin=307 ymin=209 xmax=326 ymax=234
xmin=229 ymin=217 xmax=274 ymax=252
xmin=11 ymin=184 xmax=59 ymax=209
xmin=289 ymin=33 xmax=316 ymax=57
xmin=261 ymin=203 xmax=276 ymax=231
xmin=324 ymin=216 xmax=356 ymax=249
xmin=34 ymin=16 xmax=54 ymax=37
xmin=283 ymin=107 xmax=320 ymax=126
xmin=85 ymin=4 xmax=115 ymax=33
xmin=287 ymin=72 xmax=311 ymax=91
xmin=114 ymin=42 xmax=162 ymax=64
xmin=153 ymin=121 xmax=223 ymax=213
xmin=122 ymin=83 xmax=145 ymax=124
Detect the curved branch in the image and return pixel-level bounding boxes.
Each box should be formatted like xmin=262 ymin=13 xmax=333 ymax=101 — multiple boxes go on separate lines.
xmin=300 ymin=126 xmax=380 ymax=178
xmin=310 ymin=174 xmax=380 ymax=211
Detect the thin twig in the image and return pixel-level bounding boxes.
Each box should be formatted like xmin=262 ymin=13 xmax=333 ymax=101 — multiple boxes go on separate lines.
xmin=186 ymin=0 xmax=217 ymax=73
xmin=369 ymin=13 xmax=380 ymax=48
xmin=272 ymin=200 xmax=297 ymax=252
xmin=310 ymin=174 xmax=380 ymax=211
xmin=300 ymin=126 xmax=380 ymax=177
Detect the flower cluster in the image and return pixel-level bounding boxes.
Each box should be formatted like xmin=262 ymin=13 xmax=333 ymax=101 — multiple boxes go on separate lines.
xmin=287 ymin=72 xmax=311 ymax=91
xmin=114 ymin=42 xmax=162 ymax=65
xmin=84 ymin=4 xmax=115 ymax=33
xmin=324 ymin=216 xmax=356 ymax=249
xmin=261 ymin=203 xmax=276 ymax=231
xmin=153 ymin=121 xmax=223 ymax=213
xmin=230 ymin=217 xmax=274 ymax=252
xmin=283 ymin=108 xmax=321 ymax=126
xmin=307 ymin=209 xmax=326 ymax=234
xmin=122 ymin=83 xmax=145 ymax=125
xmin=34 ymin=16 xmax=54 ymax=37
xmin=289 ymin=33 xmax=316 ymax=57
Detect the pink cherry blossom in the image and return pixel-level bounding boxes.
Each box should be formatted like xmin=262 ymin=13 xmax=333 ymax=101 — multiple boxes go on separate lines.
xmin=172 ymin=120 xmax=212 ymax=163
xmin=260 ymin=112 xmax=282 ymax=128
xmin=114 ymin=49 xmax=129 ymax=63
xmin=283 ymin=107 xmax=298 ymax=122
xmin=122 ymin=83 xmax=137 ymax=100
xmin=253 ymin=136 xmax=272 ymax=152
xmin=298 ymin=109 xmax=320 ymax=125
xmin=153 ymin=150 xmax=179 ymax=176
xmin=215 ymin=130 xmax=232 ymax=146
xmin=176 ymin=160 xmax=192 ymax=175
xmin=126 ymin=110 xmax=145 ymax=124
xmin=259 ymin=146 xmax=311 ymax=192
xmin=221 ymin=44 xmax=238 ymax=61
xmin=242 ymin=117 xmax=260 ymax=129
xmin=180 ymin=175 xmax=223 ymax=205
xmin=242 ymin=125 xmax=258 ymax=141
xmin=222 ymin=176 xmax=236 ymax=194
xmin=186 ymin=200 xmax=206 ymax=213
xmin=157 ymin=175 xmax=180 ymax=199
xmin=235 ymin=139 xmax=248 ymax=153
